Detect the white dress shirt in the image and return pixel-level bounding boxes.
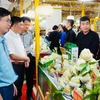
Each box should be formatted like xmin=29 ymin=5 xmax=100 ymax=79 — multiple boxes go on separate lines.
xmin=4 ymin=29 xmax=27 ymax=62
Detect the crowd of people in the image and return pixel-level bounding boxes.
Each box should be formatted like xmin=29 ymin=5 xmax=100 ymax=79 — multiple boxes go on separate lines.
xmin=46 ymin=16 xmax=99 ymax=59
xmin=0 ymin=7 xmax=100 ymax=100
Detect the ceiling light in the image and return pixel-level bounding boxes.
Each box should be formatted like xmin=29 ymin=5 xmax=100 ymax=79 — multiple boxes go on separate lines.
xmin=36 ymin=4 xmax=53 ymax=16
xmin=21 ymin=10 xmax=35 ymax=19
xmin=27 ymin=10 xmax=35 ymax=18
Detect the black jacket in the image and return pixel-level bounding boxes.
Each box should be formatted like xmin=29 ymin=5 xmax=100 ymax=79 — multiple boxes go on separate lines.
xmin=48 ymin=31 xmax=60 ymax=50
xmin=76 ymin=30 xmax=99 ymax=58
xmin=64 ymin=28 xmax=76 ymax=44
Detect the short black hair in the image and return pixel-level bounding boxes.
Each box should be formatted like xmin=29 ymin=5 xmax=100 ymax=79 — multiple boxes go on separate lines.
xmin=80 ymin=16 xmax=90 ymax=23
xmin=21 ymin=16 xmax=31 ymax=22
xmin=11 ymin=16 xmax=22 ymax=27
xmin=59 ymin=24 xmax=63 ymax=28
xmin=67 ymin=19 xmax=74 ymax=27
xmin=52 ymin=25 xmax=58 ymax=30
xmin=62 ymin=26 xmax=67 ymax=32
xmin=0 ymin=7 xmax=11 ymax=18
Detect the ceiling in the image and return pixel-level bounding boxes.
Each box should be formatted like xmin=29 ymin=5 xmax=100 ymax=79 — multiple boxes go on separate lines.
xmin=42 ymin=0 xmax=100 ymax=19
xmin=5 ymin=0 xmax=100 ymax=20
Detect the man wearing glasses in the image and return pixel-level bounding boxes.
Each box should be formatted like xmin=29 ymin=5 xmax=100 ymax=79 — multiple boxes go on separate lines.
xmin=0 ymin=7 xmax=18 ymax=100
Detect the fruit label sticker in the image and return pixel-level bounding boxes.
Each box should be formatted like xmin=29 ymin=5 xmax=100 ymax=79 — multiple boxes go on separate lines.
xmin=73 ymin=89 xmax=82 ymax=100
xmin=90 ymin=72 xmax=97 ymax=83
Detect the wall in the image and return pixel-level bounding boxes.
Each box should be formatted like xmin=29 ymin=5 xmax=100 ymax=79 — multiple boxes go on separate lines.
xmin=46 ymin=6 xmax=62 ymax=33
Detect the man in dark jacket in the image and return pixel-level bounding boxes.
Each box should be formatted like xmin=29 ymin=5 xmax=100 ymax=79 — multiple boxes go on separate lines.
xmin=48 ymin=25 xmax=61 ymax=53
xmin=64 ymin=19 xmax=76 ymax=44
xmin=76 ymin=16 xmax=99 ymax=58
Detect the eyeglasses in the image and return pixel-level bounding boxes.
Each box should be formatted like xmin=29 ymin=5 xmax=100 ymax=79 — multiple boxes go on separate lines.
xmin=1 ymin=18 xmax=12 ymax=24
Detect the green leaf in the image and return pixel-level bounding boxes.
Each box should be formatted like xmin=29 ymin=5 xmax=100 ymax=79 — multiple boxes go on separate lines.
xmin=82 ymin=69 xmax=91 ymax=76
xmin=50 ymin=92 xmax=55 ymax=97
xmin=96 ymin=76 xmax=100 ymax=82
xmin=79 ymin=67 xmax=86 ymax=75
xmin=79 ymin=63 xmax=87 ymax=67
xmin=50 ymin=90 xmax=62 ymax=99
xmin=98 ymin=89 xmax=100 ymax=94
xmin=89 ymin=89 xmax=95 ymax=94
xmin=80 ymin=67 xmax=91 ymax=76
xmin=83 ymin=94 xmax=97 ymax=100
xmin=88 ymin=61 xmax=97 ymax=65
xmin=81 ymin=85 xmax=87 ymax=92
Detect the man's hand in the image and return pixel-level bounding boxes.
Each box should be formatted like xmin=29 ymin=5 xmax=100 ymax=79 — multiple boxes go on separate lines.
xmin=13 ymin=84 xmax=17 ymax=96
xmin=25 ymin=62 xmax=29 ymax=68
xmin=25 ymin=57 xmax=30 ymax=63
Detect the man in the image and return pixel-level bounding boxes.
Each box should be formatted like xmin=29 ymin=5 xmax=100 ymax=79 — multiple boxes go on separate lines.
xmin=0 ymin=7 xmax=18 ymax=100
xmin=4 ymin=16 xmax=30 ymax=100
xmin=20 ymin=17 xmax=35 ymax=100
xmin=59 ymin=25 xmax=67 ymax=47
xmin=76 ymin=16 xmax=99 ymax=58
xmin=48 ymin=25 xmax=61 ymax=54
xmin=64 ymin=19 xmax=76 ymax=44
xmin=40 ymin=28 xmax=46 ymax=38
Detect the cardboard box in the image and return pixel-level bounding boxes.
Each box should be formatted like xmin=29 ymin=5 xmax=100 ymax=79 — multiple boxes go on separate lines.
xmin=64 ymin=42 xmax=78 ymax=63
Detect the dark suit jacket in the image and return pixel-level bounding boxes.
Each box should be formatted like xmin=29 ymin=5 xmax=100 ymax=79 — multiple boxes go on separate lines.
xmin=48 ymin=31 xmax=60 ymax=50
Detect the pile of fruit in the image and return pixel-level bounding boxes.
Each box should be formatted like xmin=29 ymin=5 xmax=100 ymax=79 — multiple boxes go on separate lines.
xmin=39 ymin=49 xmax=100 ymax=99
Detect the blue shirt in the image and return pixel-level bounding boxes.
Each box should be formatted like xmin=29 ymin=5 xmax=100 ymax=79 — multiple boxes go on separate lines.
xmin=60 ymin=32 xmax=66 ymax=47
xmin=0 ymin=36 xmax=18 ymax=87
xmin=20 ymin=31 xmax=33 ymax=55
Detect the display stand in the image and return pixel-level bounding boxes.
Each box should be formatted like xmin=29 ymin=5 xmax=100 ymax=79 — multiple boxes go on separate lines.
xmin=38 ymin=66 xmax=71 ymax=100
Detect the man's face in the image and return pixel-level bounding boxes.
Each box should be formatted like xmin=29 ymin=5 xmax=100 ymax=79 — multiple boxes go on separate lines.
xmin=80 ymin=20 xmax=90 ymax=33
xmin=65 ymin=21 xmax=70 ymax=29
xmin=23 ymin=20 xmax=30 ymax=31
xmin=58 ymin=25 xmax=63 ymax=32
xmin=16 ymin=21 xmax=24 ymax=33
xmin=0 ymin=15 xmax=11 ymax=35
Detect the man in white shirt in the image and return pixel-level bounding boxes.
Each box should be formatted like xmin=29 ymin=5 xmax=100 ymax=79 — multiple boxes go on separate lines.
xmin=5 ymin=16 xmax=30 ymax=100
